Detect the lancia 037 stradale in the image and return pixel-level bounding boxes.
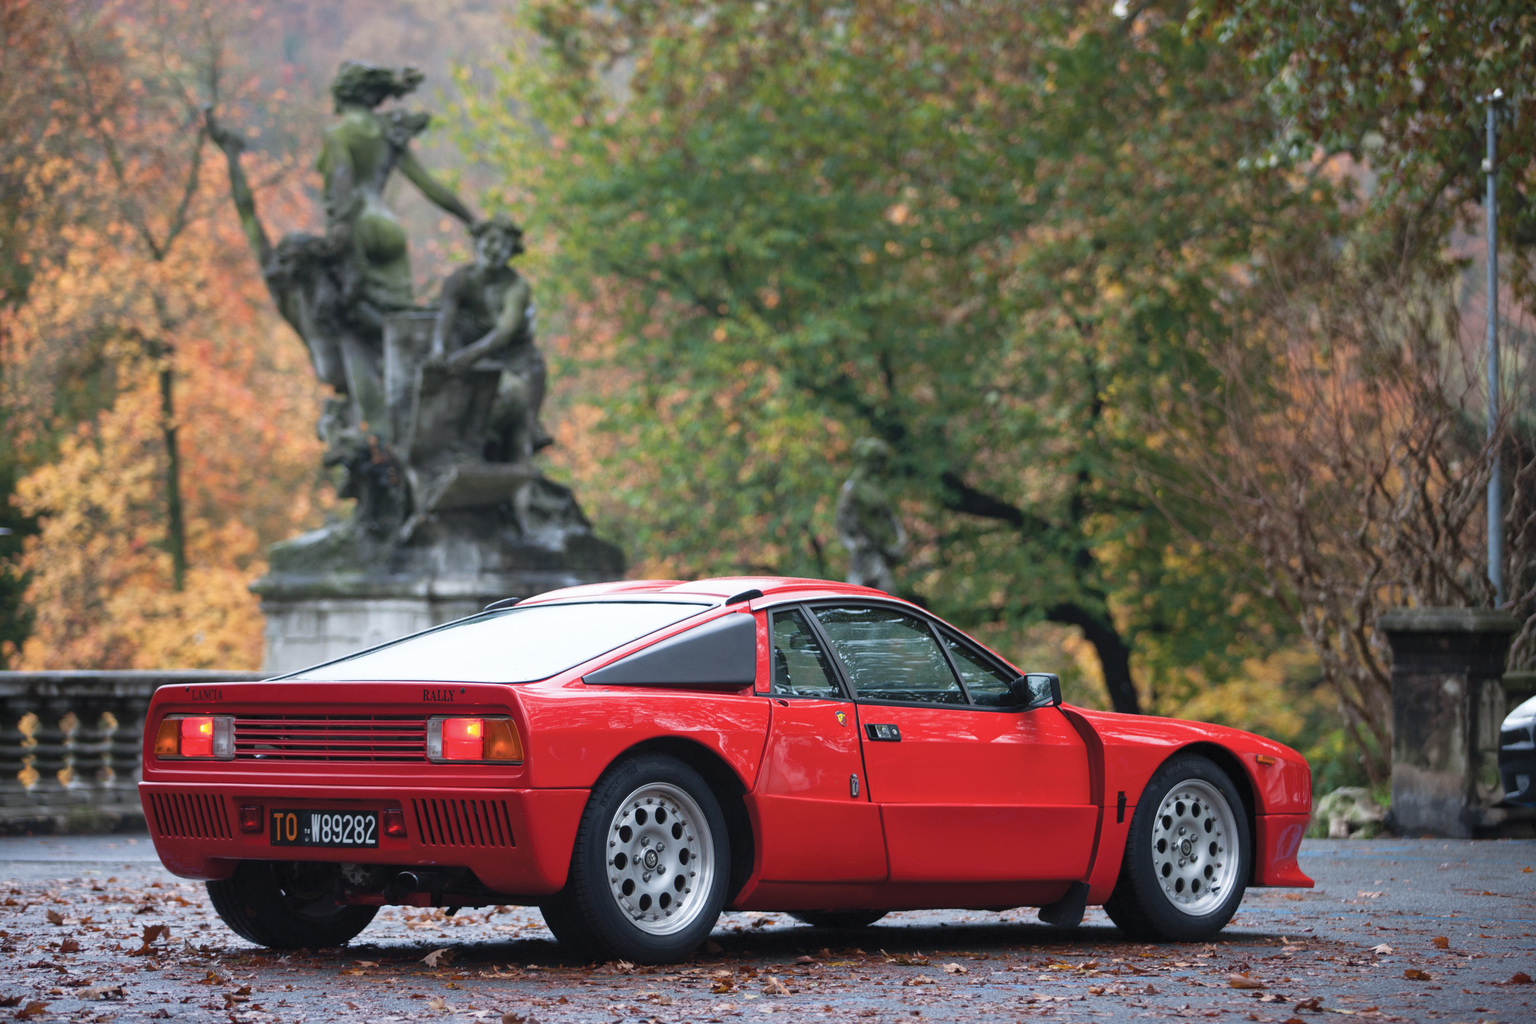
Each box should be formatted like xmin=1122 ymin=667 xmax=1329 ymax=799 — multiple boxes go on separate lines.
xmin=140 ymin=577 xmax=1313 ymax=962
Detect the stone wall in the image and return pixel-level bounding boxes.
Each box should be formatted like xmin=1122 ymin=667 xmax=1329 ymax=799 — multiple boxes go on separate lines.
xmin=0 ymin=671 xmax=261 ymax=834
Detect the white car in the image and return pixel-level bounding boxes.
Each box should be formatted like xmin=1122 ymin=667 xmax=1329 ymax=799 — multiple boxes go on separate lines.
xmin=1499 ymin=695 xmax=1536 ymax=805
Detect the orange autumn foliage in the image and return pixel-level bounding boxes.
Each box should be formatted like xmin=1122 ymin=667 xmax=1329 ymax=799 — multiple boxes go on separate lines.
xmin=4 ymin=157 xmax=333 ymax=670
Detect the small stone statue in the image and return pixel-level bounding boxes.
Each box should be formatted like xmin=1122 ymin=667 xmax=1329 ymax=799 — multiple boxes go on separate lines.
xmin=835 ymin=437 xmax=906 ymax=593
xmin=430 ymin=214 xmax=551 ymax=463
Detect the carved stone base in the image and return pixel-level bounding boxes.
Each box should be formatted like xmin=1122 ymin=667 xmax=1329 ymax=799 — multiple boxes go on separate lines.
xmin=253 ymin=472 xmax=625 ymax=674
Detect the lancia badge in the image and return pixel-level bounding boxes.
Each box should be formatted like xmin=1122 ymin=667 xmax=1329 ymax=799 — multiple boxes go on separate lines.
xmin=835 ymin=710 xmax=847 ymax=727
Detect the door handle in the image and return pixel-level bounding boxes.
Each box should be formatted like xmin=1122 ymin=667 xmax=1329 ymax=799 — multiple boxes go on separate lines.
xmin=865 ymin=723 xmax=901 ymax=742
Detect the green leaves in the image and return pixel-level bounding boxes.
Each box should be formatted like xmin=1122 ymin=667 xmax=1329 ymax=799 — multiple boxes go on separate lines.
xmin=459 ymin=0 xmax=1318 ymax=711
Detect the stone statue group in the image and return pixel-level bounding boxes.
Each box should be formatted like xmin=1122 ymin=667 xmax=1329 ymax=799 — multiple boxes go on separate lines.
xmin=213 ymin=61 xmax=903 ymax=591
xmin=209 ymin=62 xmax=549 ymax=523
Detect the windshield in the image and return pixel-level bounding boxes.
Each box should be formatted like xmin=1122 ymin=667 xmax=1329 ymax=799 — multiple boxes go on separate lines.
xmin=284 ymin=601 xmax=710 ymax=683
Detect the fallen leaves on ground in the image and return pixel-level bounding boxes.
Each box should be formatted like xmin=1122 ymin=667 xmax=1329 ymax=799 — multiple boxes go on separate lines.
xmin=1370 ymin=943 xmax=1393 ymax=954
xmin=1403 ymin=969 xmax=1432 ymax=981
xmin=421 ymin=948 xmax=456 ymax=968
xmin=763 ymin=976 xmax=791 ymax=995
xmin=941 ymin=962 xmax=968 ymax=975
xmin=12 ymin=1003 xmax=47 ymax=1021
xmin=1432 ymin=936 xmax=1449 ymax=949
xmin=44 ymin=911 xmax=63 ymax=926
xmin=1294 ymin=996 xmax=1324 ymax=1011
xmin=1229 ymin=973 xmax=1266 ymax=990
xmin=77 ymin=987 xmax=125 ymax=1001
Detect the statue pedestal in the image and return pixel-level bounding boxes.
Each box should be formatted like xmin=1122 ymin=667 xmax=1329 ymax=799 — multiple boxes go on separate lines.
xmin=256 ymin=570 xmax=611 ymax=675
xmin=253 ymin=474 xmax=625 ymax=674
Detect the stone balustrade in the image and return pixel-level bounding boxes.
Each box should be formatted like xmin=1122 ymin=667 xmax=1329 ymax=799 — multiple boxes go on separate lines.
xmin=0 ymin=670 xmax=261 ymax=834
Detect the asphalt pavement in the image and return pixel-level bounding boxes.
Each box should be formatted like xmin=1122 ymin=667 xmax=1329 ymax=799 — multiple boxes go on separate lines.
xmin=1 ymin=835 xmax=1533 ymax=1022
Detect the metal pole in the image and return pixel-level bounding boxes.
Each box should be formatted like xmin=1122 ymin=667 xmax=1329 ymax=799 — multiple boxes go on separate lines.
xmin=1486 ymin=88 xmax=1504 ymax=607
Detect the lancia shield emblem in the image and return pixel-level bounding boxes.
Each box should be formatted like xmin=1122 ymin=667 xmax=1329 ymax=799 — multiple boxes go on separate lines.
xmin=835 ymin=710 xmax=847 ymax=727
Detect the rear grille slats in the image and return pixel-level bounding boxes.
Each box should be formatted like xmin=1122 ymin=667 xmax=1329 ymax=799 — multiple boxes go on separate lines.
xmin=233 ymin=715 xmax=427 ymax=762
xmin=150 ymin=792 xmax=230 ymax=839
xmin=411 ymin=798 xmax=515 ymax=848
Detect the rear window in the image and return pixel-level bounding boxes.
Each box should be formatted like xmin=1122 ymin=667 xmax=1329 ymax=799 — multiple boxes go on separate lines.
xmin=283 ymin=601 xmax=710 ymax=683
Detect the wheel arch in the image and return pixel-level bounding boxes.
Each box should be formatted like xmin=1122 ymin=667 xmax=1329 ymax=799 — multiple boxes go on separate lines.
xmin=601 ymin=735 xmax=757 ymax=903
xmin=1176 ymin=741 xmax=1258 ymax=884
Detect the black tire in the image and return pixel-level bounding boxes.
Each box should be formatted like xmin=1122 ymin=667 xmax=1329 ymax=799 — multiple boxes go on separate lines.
xmin=205 ymin=861 xmax=377 ymax=949
xmin=1103 ymin=753 xmax=1250 ymax=942
xmin=542 ymin=754 xmax=731 ymax=964
xmin=791 ymin=910 xmax=888 ymax=929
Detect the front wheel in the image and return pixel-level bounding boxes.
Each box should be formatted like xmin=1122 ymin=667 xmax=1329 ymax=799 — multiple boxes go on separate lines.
xmin=1104 ymin=754 xmax=1250 ymax=942
xmin=206 ymin=861 xmax=377 ymax=948
xmin=541 ymin=754 xmax=730 ymax=963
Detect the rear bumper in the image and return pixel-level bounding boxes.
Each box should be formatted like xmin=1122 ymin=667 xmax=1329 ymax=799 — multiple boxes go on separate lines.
xmin=1253 ymin=812 xmax=1313 ymax=887
xmin=139 ymin=781 xmax=588 ymax=896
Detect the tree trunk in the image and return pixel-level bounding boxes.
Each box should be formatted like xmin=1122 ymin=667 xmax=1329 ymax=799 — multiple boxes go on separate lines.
xmin=1047 ymin=602 xmax=1141 ymax=714
xmin=158 ymin=356 xmax=187 ymax=592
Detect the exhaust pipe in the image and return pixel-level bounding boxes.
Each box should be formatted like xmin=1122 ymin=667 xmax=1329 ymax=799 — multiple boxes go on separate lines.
xmin=383 ymin=870 xmax=419 ymax=903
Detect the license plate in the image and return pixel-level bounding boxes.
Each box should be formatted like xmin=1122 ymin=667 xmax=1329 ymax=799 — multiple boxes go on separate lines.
xmin=270 ymin=809 xmax=379 ymax=848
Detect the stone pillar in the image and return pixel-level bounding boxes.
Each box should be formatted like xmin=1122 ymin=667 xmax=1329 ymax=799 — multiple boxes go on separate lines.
xmin=1379 ymin=608 xmax=1517 ymax=838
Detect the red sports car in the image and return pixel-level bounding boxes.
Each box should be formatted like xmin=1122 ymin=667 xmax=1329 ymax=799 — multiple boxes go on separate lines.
xmin=140 ymin=577 xmax=1312 ymax=962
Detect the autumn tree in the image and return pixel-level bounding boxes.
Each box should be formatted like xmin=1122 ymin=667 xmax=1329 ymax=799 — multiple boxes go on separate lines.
xmin=1 ymin=0 xmax=333 ymax=668
xmin=0 ymin=0 xmax=111 ymax=662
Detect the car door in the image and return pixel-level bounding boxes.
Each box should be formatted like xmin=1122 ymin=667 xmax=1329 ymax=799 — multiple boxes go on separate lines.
xmin=808 ymin=603 xmax=1098 ymax=884
xmin=750 ymin=606 xmax=888 ymax=883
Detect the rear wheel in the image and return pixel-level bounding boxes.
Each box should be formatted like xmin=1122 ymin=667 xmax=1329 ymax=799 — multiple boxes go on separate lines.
xmin=541 ymin=754 xmax=730 ymax=963
xmin=1104 ymin=754 xmax=1250 ymax=942
xmin=792 ymin=910 xmax=888 ymax=929
xmin=206 ymin=861 xmax=377 ymax=948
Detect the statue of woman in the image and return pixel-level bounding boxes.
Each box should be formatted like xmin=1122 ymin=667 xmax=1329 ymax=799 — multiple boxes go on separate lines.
xmin=319 ymin=61 xmax=478 ymax=314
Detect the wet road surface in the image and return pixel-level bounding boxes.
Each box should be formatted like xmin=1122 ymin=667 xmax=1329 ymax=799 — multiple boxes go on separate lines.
xmin=1 ymin=835 xmax=1533 ymax=1022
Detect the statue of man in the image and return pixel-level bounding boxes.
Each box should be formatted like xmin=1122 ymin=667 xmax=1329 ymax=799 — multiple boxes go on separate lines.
xmin=430 ymin=214 xmax=551 ymax=463
xmin=835 ymin=437 xmax=906 ymax=593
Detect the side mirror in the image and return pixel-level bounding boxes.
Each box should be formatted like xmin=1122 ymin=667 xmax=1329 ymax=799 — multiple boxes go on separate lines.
xmin=1009 ymin=672 xmax=1061 ymax=709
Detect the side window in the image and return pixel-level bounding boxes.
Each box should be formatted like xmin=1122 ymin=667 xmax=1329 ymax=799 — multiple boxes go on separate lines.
xmin=769 ymin=608 xmax=844 ymax=699
xmin=941 ymin=633 xmax=1018 ymax=707
xmin=812 ymin=606 xmax=964 ymax=705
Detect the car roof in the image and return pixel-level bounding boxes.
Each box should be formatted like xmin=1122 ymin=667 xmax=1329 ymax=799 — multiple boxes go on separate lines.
xmin=518 ymin=576 xmax=894 ymax=606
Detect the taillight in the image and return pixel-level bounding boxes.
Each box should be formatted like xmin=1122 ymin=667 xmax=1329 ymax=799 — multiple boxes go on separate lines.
xmin=426 ymin=717 xmax=523 ymax=763
xmin=154 ymin=715 xmax=234 ymax=759
xmin=442 ymin=717 xmax=483 ymax=760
